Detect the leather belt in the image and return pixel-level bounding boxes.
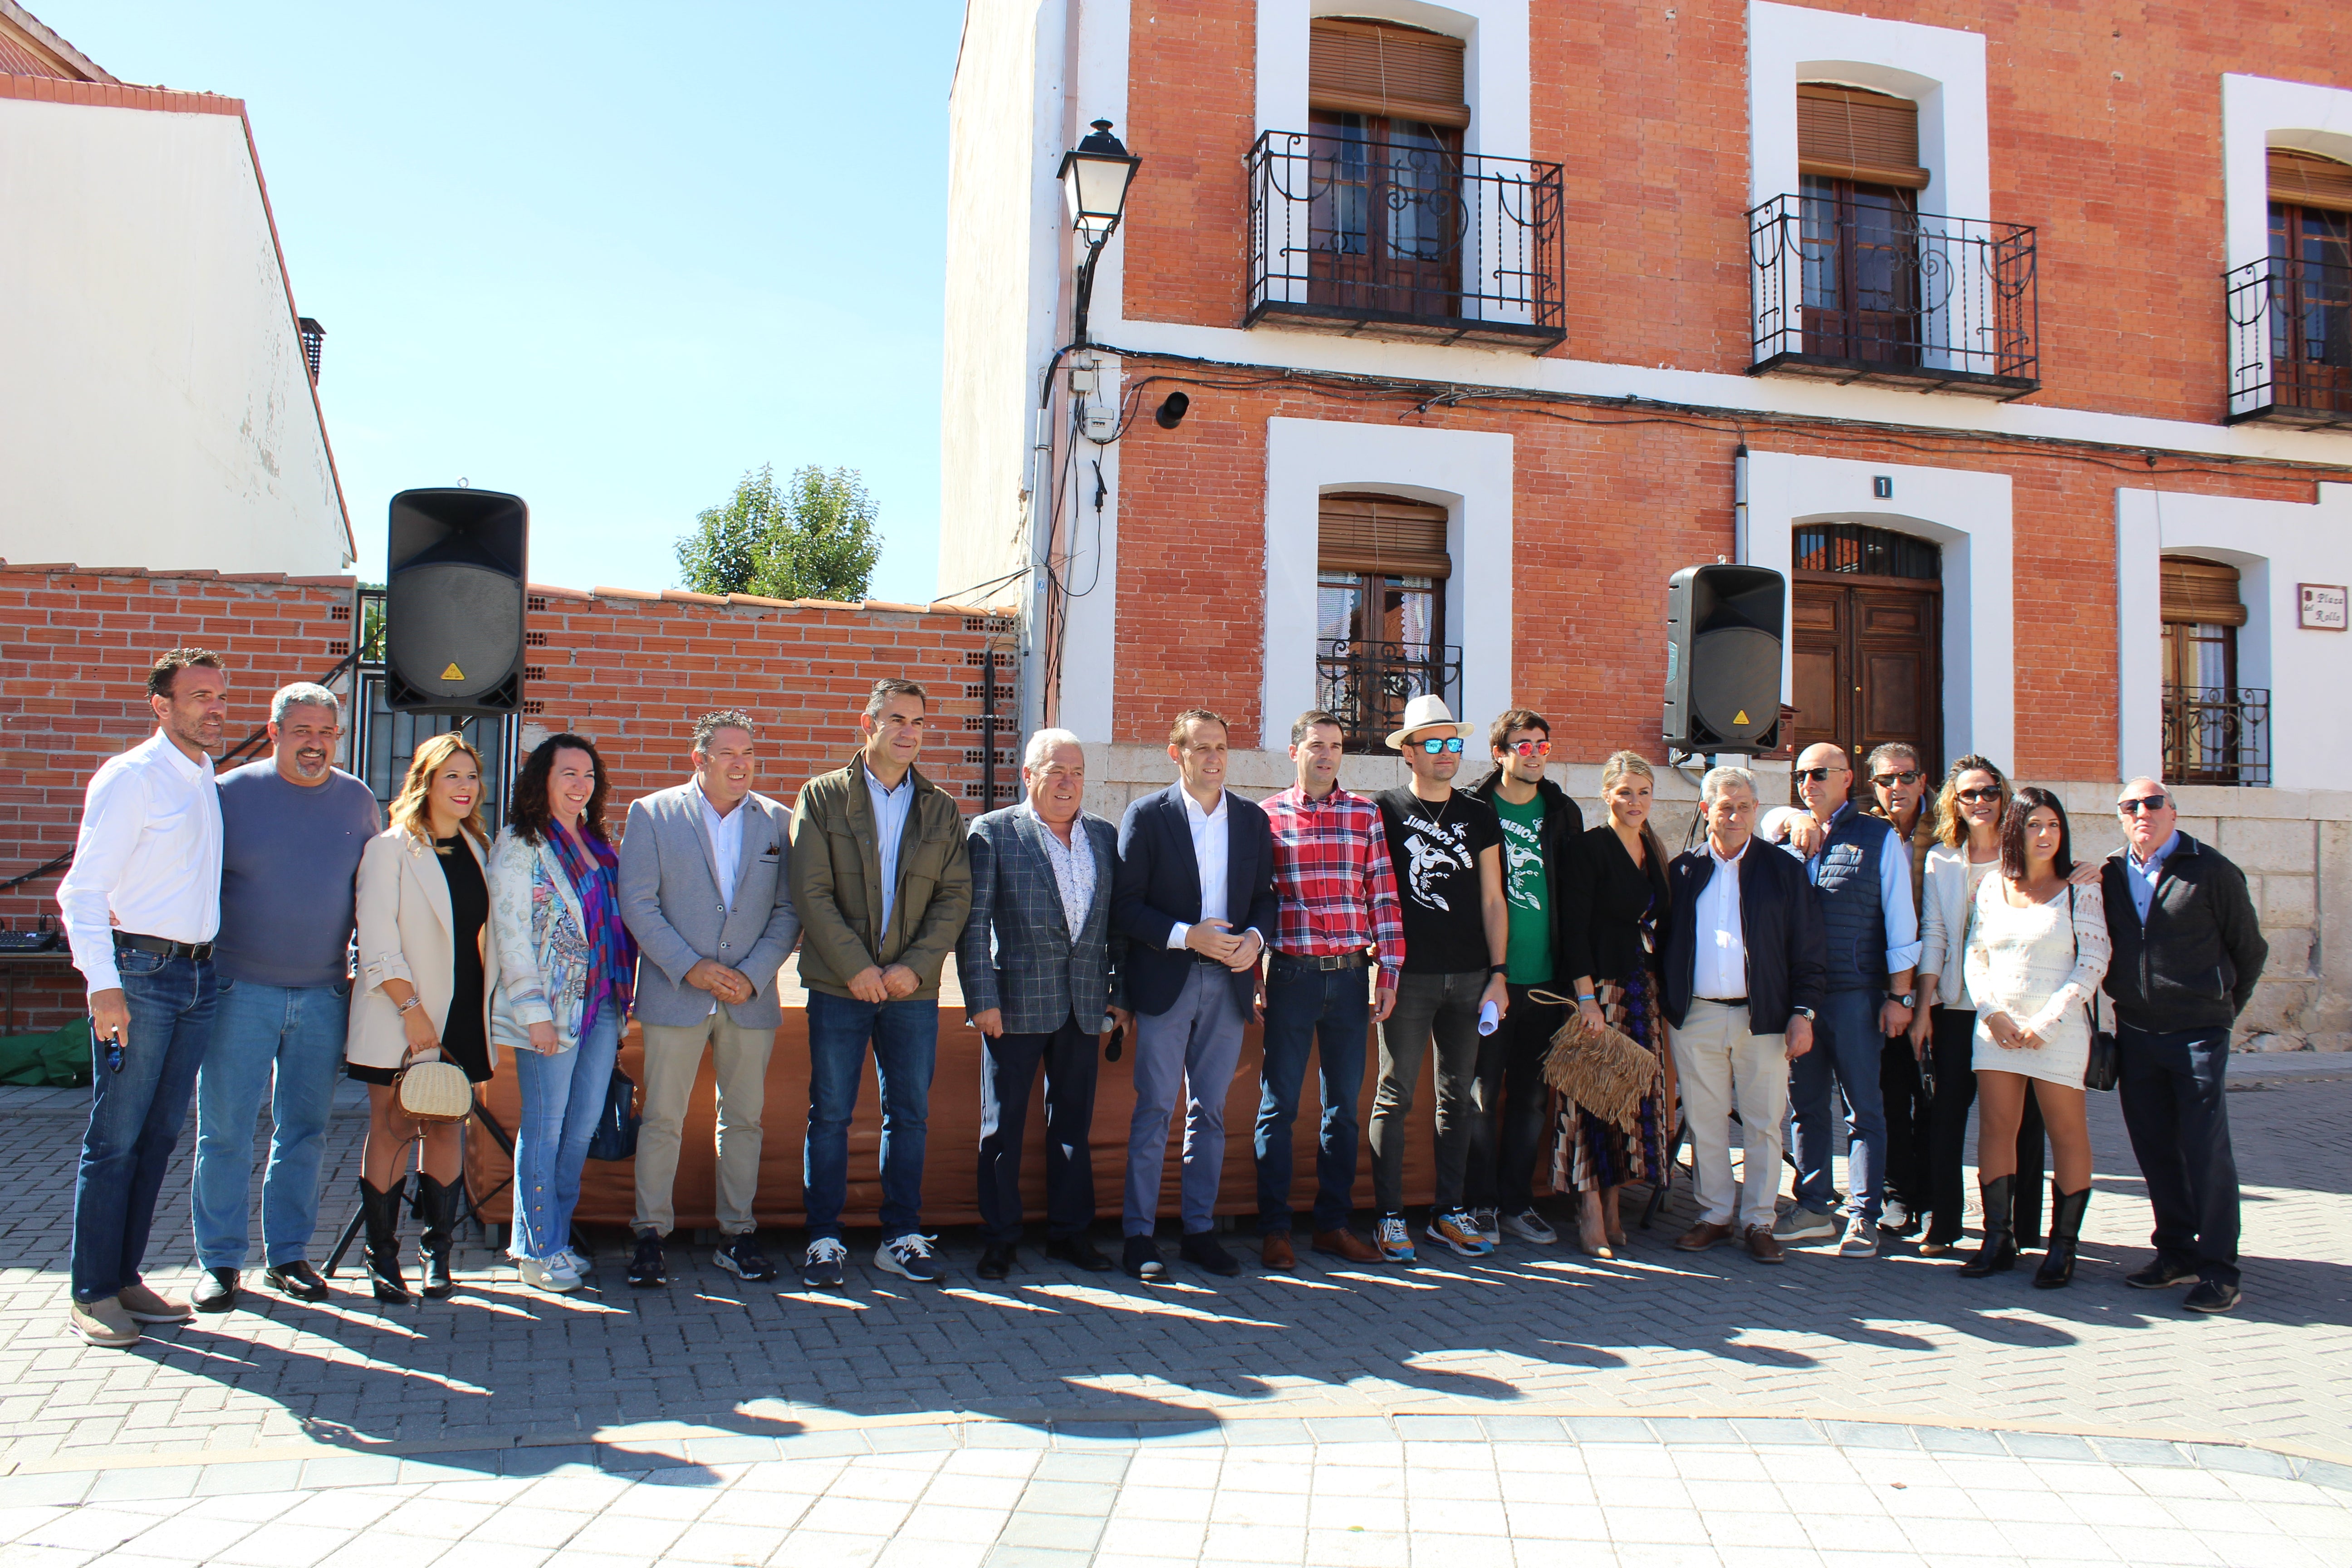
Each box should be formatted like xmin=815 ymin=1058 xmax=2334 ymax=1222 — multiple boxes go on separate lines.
xmin=113 ymin=931 xmax=215 ymax=962
xmin=1695 ymin=995 xmax=1748 ymax=1007
xmin=1272 ymin=950 xmax=1369 ymax=971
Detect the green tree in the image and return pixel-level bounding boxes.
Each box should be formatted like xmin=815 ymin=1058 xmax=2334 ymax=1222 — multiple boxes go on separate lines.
xmin=674 ymin=463 xmax=883 ymax=602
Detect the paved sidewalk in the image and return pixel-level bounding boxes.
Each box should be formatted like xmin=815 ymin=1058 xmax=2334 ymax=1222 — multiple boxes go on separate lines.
xmin=1 ymin=1064 xmax=2347 ymax=1482
xmin=2 ymin=1413 xmax=2347 ymax=1568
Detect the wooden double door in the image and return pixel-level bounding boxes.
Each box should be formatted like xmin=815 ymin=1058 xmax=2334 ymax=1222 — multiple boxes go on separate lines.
xmin=1792 ymin=576 xmax=1941 ymax=775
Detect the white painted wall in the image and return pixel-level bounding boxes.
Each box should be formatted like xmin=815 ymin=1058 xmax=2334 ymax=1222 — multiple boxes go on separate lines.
xmin=2115 ymin=483 xmax=2352 ymax=792
xmin=0 ymin=97 xmax=348 ymax=576
xmin=1263 ymin=416 xmax=1514 ymax=740
xmin=1739 ymin=448 xmax=2015 ymax=772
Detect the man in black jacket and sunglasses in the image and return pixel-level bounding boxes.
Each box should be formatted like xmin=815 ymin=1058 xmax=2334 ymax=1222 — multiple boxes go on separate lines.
xmin=2100 ymin=778 xmax=2266 ymax=1314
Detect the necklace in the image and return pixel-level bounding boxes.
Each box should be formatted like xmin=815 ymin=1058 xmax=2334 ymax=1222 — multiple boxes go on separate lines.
xmin=1407 ymin=791 xmax=1454 ymax=833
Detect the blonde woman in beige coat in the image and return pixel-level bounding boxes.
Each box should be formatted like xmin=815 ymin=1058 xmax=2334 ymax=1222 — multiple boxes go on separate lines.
xmin=349 ymin=734 xmax=497 ymax=1302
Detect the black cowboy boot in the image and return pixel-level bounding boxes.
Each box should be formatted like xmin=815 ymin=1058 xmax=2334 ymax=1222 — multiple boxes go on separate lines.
xmin=2034 ymin=1186 xmax=2091 ymax=1289
xmin=1957 ymin=1175 xmax=2017 ymax=1278
xmin=360 ymin=1176 xmax=411 ymax=1303
xmin=414 ymin=1175 xmax=462 ymax=1300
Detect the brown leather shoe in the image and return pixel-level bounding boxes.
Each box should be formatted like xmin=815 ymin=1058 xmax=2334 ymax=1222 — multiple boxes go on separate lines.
xmin=1261 ymin=1232 xmax=1297 ymax=1271
xmin=1746 ymin=1225 xmax=1786 ymax=1264
xmin=1675 ymin=1221 xmax=1734 ymax=1252
xmin=1312 ymin=1228 xmax=1382 ymax=1264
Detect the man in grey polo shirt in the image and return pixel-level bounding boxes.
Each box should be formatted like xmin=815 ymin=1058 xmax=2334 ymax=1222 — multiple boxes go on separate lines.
xmin=191 ymin=682 xmax=381 ymax=1312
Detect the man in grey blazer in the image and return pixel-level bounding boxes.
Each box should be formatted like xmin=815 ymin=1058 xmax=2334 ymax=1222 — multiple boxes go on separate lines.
xmin=961 ymin=728 xmax=1122 ymax=1280
xmin=617 ymin=710 xmax=801 ymax=1288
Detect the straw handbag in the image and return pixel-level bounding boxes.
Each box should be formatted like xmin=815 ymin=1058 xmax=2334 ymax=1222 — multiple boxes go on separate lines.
xmin=394 ymin=1039 xmax=472 ymax=1124
xmin=1532 ymin=989 xmax=1656 ymax=1132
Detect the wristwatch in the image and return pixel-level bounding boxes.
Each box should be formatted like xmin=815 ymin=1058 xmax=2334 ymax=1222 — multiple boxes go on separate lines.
xmin=1488 ymin=964 xmax=1509 ymax=978
xmin=1790 ymin=1005 xmax=1817 ymax=1020
xmin=1892 ymin=992 xmax=1916 ymax=1009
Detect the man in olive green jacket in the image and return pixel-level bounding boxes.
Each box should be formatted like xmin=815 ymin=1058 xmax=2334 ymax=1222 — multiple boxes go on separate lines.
xmin=788 ymin=677 xmax=973 ymax=1288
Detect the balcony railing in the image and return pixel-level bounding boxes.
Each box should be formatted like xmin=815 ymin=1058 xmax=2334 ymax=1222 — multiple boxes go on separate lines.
xmin=1747 ymin=193 xmax=2039 ymax=398
xmin=2161 ymin=684 xmax=2270 ymax=788
xmin=1246 ymin=130 xmax=1566 ymax=351
xmin=2226 ymin=256 xmax=2352 ymax=428
xmin=1317 ymin=638 xmax=1462 ymax=755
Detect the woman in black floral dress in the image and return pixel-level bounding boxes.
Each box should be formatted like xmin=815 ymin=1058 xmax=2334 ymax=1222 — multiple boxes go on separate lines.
xmin=1553 ymin=750 xmax=1677 ymax=1257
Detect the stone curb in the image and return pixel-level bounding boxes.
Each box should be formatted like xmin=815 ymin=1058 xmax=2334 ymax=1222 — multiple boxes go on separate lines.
xmin=1 ymin=1411 xmax=2344 ymax=1509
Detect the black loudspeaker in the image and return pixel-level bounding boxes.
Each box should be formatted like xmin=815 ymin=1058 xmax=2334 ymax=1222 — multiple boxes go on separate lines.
xmin=1663 ymin=564 xmax=1785 ymax=752
xmin=385 ymin=488 xmax=528 ymax=715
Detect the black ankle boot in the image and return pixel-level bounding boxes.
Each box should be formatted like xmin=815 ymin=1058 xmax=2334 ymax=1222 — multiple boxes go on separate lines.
xmin=1958 ymin=1175 xmax=2016 ymax=1278
xmin=359 ymin=1177 xmax=411 ymax=1303
xmin=2033 ymin=1186 xmax=2090 ymax=1289
xmin=415 ymin=1175 xmax=462 ymax=1299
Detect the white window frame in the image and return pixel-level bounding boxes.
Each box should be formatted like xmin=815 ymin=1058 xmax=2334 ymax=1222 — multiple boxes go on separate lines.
xmin=2219 ymin=74 xmax=2352 ymax=420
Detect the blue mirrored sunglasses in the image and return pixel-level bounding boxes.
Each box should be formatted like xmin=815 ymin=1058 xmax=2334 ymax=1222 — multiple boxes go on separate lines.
xmin=1416 ymin=737 xmax=1465 ymax=755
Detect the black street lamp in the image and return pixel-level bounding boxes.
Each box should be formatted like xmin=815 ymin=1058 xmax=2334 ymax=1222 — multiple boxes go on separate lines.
xmin=1057 ymin=119 xmax=1140 ymax=346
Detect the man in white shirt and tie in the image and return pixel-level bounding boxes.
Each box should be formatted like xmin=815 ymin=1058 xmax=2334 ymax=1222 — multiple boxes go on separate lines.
xmin=55 ymin=650 xmax=233 ymax=1347
xmin=1657 ymin=765 xmax=1827 ymax=1264
xmin=617 ymin=710 xmax=801 ymax=1289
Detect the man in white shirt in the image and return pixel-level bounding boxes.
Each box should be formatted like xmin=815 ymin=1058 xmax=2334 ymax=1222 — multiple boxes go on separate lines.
xmin=1109 ymin=710 xmax=1279 ymax=1281
xmin=1658 ymin=766 xmax=1826 ymax=1264
xmin=617 ymin=710 xmax=801 ymax=1289
xmin=55 ymin=649 xmax=232 ymax=1347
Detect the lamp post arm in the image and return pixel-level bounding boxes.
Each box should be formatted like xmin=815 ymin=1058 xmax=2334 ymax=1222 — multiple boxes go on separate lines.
xmin=1069 ymin=227 xmax=1113 ymax=349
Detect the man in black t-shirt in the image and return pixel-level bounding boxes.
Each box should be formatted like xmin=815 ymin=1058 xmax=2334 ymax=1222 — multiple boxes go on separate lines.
xmin=1368 ymin=695 xmax=1510 ymax=1262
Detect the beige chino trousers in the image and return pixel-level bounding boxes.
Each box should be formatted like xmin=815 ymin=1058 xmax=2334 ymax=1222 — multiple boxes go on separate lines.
xmin=1669 ymin=997 xmax=1792 ymax=1233
xmin=633 ymin=1014 xmax=777 ymax=1236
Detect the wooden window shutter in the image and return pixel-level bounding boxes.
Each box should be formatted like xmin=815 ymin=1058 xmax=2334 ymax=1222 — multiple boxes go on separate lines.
xmin=2269 ymin=148 xmax=2352 ymax=215
xmin=1318 ymin=494 xmax=1451 ymax=578
xmin=1309 ymin=18 xmax=1470 ymax=130
xmin=1798 ymin=83 xmax=1929 ymax=190
xmin=2161 ymin=557 xmax=2248 ymax=627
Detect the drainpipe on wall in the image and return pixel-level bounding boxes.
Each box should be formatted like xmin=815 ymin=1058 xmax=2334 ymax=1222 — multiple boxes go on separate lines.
xmin=1733 ymin=443 xmax=1750 ymax=564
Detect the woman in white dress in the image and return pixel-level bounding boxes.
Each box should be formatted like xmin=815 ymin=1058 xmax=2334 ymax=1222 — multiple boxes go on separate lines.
xmin=1960 ymin=787 xmax=2109 ymax=1288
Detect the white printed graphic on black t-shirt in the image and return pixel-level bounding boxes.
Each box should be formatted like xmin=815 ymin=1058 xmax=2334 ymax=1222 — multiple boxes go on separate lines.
xmin=1401 ymin=813 xmax=1476 ymax=911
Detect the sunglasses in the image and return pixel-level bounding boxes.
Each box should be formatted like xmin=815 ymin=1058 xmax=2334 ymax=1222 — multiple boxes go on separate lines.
xmin=1795 ymin=766 xmax=1843 ymax=783
xmin=2118 ymin=795 xmax=2169 ymax=814
xmin=1415 ymin=737 xmax=1465 ymax=755
xmin=1871 ymin=770 xmax=1922 ymax=787
xmin=1955 ymin=785 xmax=2004 ymax=804
xmin=1504 ymin=740 xmax=1551 ymax=758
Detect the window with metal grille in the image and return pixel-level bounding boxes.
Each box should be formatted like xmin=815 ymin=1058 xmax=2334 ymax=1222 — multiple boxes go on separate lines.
xmin=1792 ymin=523 xmax=1940 ymax=580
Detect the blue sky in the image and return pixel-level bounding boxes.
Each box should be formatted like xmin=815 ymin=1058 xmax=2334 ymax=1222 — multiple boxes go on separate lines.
xmin=39 ymin=1 xmax=968 ymax=603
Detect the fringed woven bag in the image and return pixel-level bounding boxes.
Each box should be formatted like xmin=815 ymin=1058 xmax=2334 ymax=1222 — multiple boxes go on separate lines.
xmin=1531 ymin=988 xmax=1656 ymax=1132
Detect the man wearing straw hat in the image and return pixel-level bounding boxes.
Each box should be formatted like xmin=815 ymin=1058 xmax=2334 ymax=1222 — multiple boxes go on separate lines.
xmin=1367 ymin=694 xmax=1511 ymax=1263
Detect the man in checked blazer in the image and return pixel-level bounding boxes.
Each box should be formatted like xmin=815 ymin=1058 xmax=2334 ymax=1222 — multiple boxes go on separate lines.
xmin=959 ymin=728 xmax=1122 ymax=1281
xmin=617 ymin=710 xmax=801 ymax=1289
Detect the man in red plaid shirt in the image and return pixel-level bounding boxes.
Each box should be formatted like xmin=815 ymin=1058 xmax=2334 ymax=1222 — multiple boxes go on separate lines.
xmin=1253 ymin=709 xmax=1405 ymax=1269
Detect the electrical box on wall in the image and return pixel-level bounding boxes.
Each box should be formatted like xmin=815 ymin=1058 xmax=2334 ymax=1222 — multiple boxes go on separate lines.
xmin=1081 ymin=403 xmax=1118 ymax=442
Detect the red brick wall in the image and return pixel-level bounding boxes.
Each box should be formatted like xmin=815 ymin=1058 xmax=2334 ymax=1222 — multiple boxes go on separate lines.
xmin=1122 ymin=0 xmax=2352 ymax=424
xmin=1105 ymin=377 xmax=2322 ymax=766
xmin=0 ymin=567 xmax=1011 ymax=1033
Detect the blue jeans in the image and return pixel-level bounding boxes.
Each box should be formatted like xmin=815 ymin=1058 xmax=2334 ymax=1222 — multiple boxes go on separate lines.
xmin=805 ymin=991 xmax=939 ymax=1241
xmin=72 ymin=949 xmax=216 ymax=1303
xmin=192 ymin=978 xmax=350 ymax=1269
xmin=1789 ymin=987 xmax=1886 ymax=1224
xmin=509 ymin=1013 xmax=621 ymax=1261
xmin=1254 ymin=958 xmax=1371 ymax=1235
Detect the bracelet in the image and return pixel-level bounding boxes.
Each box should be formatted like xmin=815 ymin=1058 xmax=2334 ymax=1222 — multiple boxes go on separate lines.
xmin=1577 ymin=993 xmax=1597 ymax=1004
xmin=396 ymin=997 xmax=421 ymax=1014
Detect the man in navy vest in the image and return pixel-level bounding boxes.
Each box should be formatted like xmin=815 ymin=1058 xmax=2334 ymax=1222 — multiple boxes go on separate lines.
xmin=1769 ymin=744 xmax=1918 ymax=1258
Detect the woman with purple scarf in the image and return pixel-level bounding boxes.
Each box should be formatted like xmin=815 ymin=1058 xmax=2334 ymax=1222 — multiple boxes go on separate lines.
xmin=490 ymin=733 xmax=638 ymax=1293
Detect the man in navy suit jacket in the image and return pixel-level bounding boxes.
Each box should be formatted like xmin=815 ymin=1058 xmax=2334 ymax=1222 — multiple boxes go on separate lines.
xmin=1111 ymin=708 xmax=1279 ymax=1281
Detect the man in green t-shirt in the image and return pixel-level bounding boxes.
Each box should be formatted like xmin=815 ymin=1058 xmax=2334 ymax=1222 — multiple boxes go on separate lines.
xmin=1467 ymin=709 xmax=1586 ymax=1247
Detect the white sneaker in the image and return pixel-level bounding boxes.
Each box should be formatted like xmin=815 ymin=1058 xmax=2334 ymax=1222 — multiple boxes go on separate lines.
xmin=563 ymin=1247 xmax=594 ymax=1274
xmin=1500 ymin=1208 xmax=1558 ymax=1245
xmin=1879 ymin=1200 xmax=1910 ymax=1234
xmin=1472 ymin=1207 xmax=1501 ymax=1246
xmin=517 ymin=1256 xmax=579 ymax=1294
xmin=1837 ymin=1215 xmax=1880 ymax=1259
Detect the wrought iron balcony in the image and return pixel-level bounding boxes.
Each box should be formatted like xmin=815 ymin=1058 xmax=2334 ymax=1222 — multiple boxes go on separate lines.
xmin=2226 ymin=256 xmax=2352 ymax=428
xmin=1316 ymin=638 xmax=1462 ymax=755
xmin=1246 ymin=130 xmax=1565 ymax=351
xmin=2162 ymin=684 xmax=2270 ymax=788
xmin=1747 ymin=193 xmax=2039 ymax=398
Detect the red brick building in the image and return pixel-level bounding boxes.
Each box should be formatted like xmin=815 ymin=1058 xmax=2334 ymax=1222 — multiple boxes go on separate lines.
xmin=942 ymin=0 xmax=2352 ymax=1046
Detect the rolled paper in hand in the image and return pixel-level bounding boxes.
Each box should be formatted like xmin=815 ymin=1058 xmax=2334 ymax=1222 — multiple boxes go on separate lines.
xmin=1478 ymin=999 xmax=1500 ymax=1036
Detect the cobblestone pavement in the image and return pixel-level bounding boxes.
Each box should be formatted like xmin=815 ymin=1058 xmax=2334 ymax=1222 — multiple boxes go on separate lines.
xmin=1 ymin=1414 xmax=2347 ymax=1568
xmin=1 ymin=1063 xmax=2347 ymax=1486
